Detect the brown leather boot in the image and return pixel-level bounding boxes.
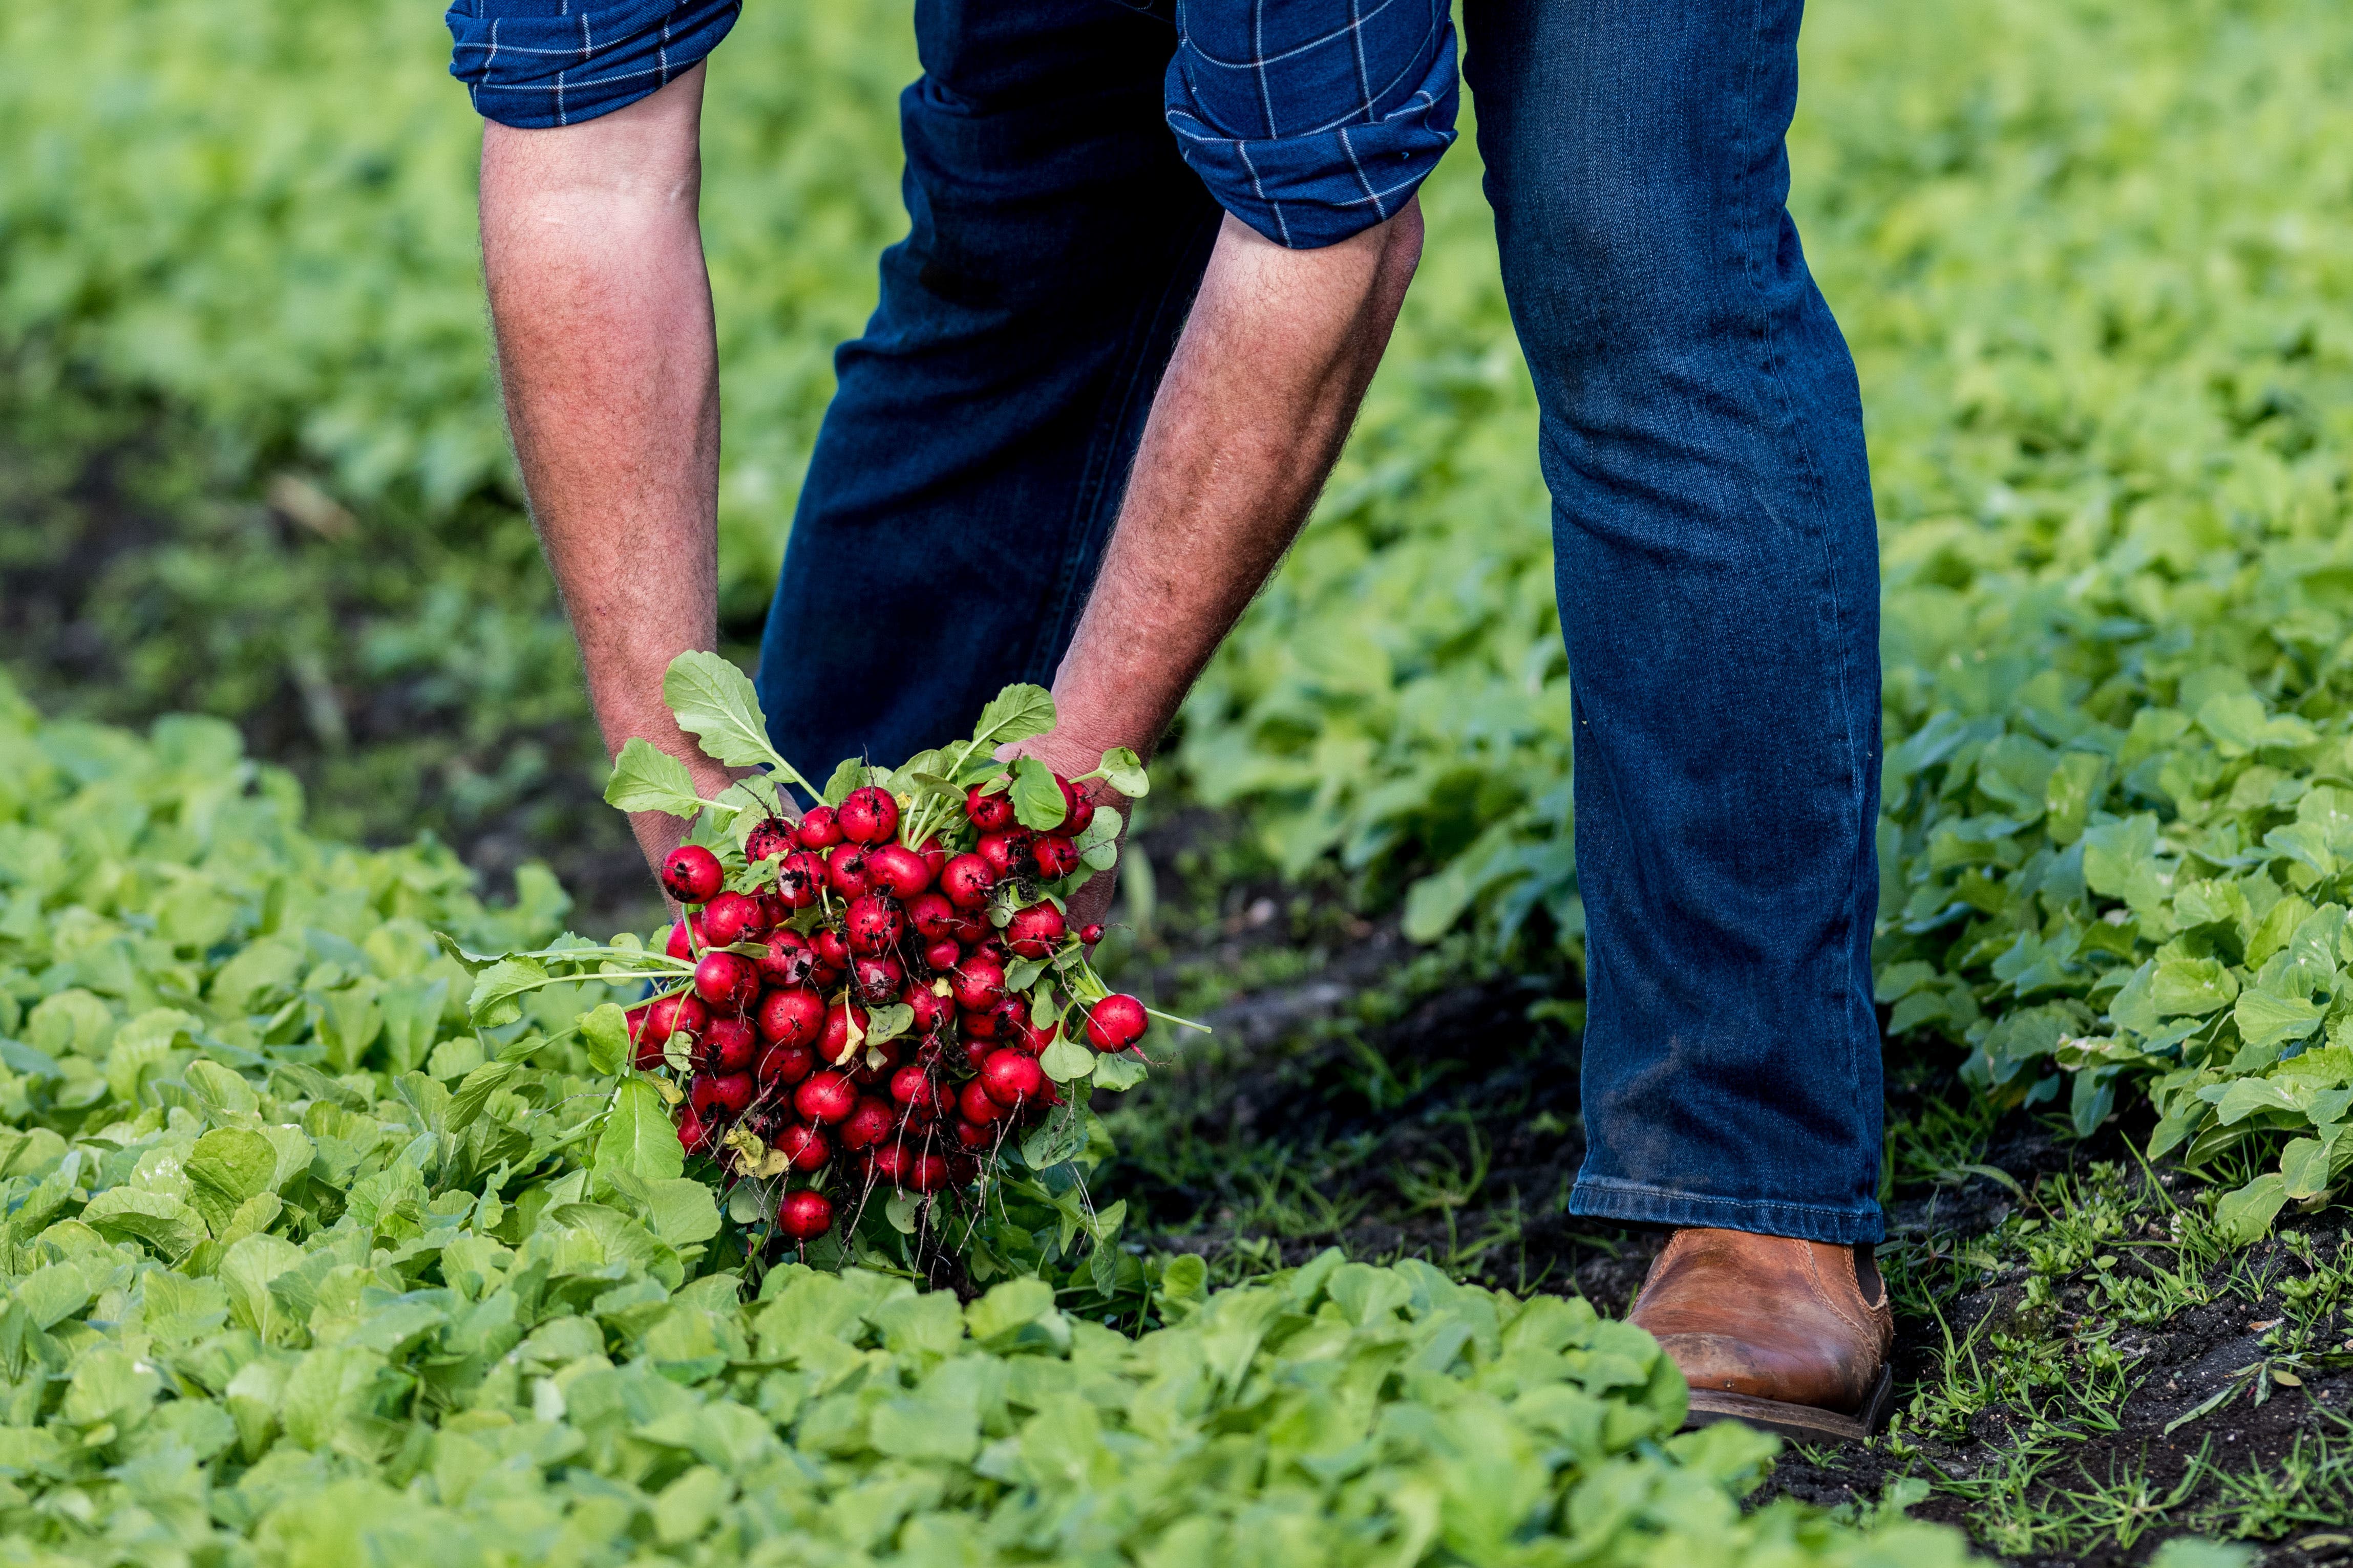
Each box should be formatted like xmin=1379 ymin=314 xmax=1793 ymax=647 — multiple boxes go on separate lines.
xmin=1627 ymin=1227 xmax=1895 ymax=1443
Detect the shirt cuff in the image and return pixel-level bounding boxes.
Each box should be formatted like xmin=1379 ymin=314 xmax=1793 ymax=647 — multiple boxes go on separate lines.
xmin=1163 ymin=0 xmax=1459 ymax=249
xmin=446 ymin=0 xmax=741 ymax=130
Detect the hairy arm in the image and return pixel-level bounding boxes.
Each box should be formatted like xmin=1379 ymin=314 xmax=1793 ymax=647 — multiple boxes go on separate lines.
xmin=1019 ymin=205 xmax=1424 ymax=917
xmin=479 ymin=66 xmax=732 ymax=875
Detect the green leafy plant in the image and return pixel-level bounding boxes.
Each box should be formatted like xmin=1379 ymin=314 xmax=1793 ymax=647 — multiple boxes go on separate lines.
xmin=0 ymin=674 xmax=1976 ymax=1564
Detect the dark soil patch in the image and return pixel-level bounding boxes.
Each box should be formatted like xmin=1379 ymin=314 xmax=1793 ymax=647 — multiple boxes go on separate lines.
xmin=0 ymin=400 xmax=667 ymax=937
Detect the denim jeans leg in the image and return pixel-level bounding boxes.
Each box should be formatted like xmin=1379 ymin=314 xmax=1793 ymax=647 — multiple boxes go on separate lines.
xmin=1463 ymin=0 xmax=1886 ymax=1242
xmin=756 ymin=0 xmax=1223 ymax=782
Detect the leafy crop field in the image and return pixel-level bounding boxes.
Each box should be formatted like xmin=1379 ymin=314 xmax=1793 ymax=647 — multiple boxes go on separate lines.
xmin=0 ymin=683 xmax=1977 ymax=1564
xmin=7 ymin=0 xmax=2353 ymax=1559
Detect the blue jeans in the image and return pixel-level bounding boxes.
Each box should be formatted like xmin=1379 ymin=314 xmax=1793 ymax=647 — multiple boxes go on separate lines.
xmin=757 ymin=0 xmax=1886 ymax=1244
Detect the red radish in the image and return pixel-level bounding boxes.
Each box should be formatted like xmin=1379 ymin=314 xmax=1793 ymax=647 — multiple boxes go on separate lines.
xmin=666 ymin=918 xmax=698 ymax=961
xmin=1007 ymin=1017 xmax=1056 ymax=1056
xmin=704 ymin=1015 xmax=757 ymax=1072
xmin=778 ymin=1188 xmax=833 ymax=1240
xmin=746 ymin=816 xmax=796 ymax=864
xmin=756 ymin=986 xmax=825 ymax=1046
xmin=821 ymin=998 xmax=870 ymax=1062
xmin=985 ymin=995 xmax=1030 ymax=1040
xmin=794 ymin=1070 xmax=857 ymax=1123
xmin=1057 ymin=776 xmax=1095 ymax=836
xmin=845 ymin=893 xmax=905 ymax=955
xmin=690 ymin=1071 xmax=753 ymax=1119
xmin=961 ymin=1008 xmax=999 ymax=1041
xmin=982 ymin=1050 xmax=1043 ymax=1107
xmin=970 ymin=937 xmax=1007 ymax=963
xmin=907 ymin=892 xmax=957 ymax=941
xmin=756 ymin=1041 xmax=816 ymax=1086
xmin=866 ymin=843 xmax=930 ymax=898
xmin=1032 ymin=834 xmax=1082 ymax=880
xmin=795 ymin=807 xmax=842 ymax=849
xmin=811 ymin=927 xmax=853 ymax=971
xmin=677 ymin=1105 xmax=712 ymax=1155
xmin=626 ymin=1002 xmax=652 ymax=1039
xmin=1085 ymin=994 xmax=1149 ymax=1051
xmin=907 ymin=987 xmax=955 ymax=1036
xmin=959 ymin=1078 xmax=1006 ymax=1124
xmin=948 ymin=1152 xmax=981 ymax=1186
xmin=693 ymin=951 xmax=759 ymax=1012
xmin=702 ymin=890 xmax=766 ymax=946
xmin=1079 ymin=923 xmax=1105 ymax=946
xmin=889 ymin=1064 xmax=937 ymax=1109
xmin=952 ymin=1118 xmax=993 ymax=1150
xmin=869 ymin=1143 xmax=909 ymax=1185
xmin=646 ymin=993 xmax=709 ymax=1045
xmin=775 ymin=851 xmax=826 ymax=908
xmin=853 ymin=954 xmax=904 ymax=1002
xmin=906 ymin=1153 xmax=948 ymax=1193
xmin=965 ymin=783 xmax=1014 ymax=831
xmin=977 ymin=829 xmax=1034 ymax=879
xmin=950 ymin=954 xmax=1007 ymax=1012
xmin=915 ymin=839 xmax=949 ymax=881
xmin=1005 ymin=901 xmax=1066 ymax=958
xmin=922 ymin=936 xmax=964 ymax=973
xmin=760 ymin=893 xmax=793 ymax=929
xmin=773 ymin=1123 xmax=830 ymax=1170
xmin=839 ymin=1096 xmax=895 ymax=1150
xmin=661 ymin=844 xmax=724 ymax=904
xmin=941 ymin=854 xmax=995 ymax=910
xmin=826 ymin=844 xmax=872 ymax=898
xmin=755 ymin=930 xmax=817 ymax=987
xmin=900 ymin=1089 xmax=942 ymax=1129
xmin=838 ymin=785 xmax=900 ymax=845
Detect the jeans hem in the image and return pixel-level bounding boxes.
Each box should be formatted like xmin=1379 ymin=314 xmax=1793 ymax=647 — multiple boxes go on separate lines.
xmin=1568 ymin=1176 xmax=1885 ymax=1245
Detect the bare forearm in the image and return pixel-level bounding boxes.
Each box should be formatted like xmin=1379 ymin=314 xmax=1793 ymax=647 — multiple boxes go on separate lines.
xmin=479 ymin=67 xmax=730 ymax=864
xmin=1044 ymin=205 xmax=1423 ymax=767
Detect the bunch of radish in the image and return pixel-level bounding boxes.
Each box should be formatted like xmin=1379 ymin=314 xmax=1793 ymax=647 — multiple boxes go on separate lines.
xmin=601 ymin=658 xmax=1176 ymax=1254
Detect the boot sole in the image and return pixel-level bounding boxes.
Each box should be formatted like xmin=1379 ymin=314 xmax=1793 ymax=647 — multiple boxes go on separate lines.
xmin=1681 ymin=1364 xmax=1893 ymax=1446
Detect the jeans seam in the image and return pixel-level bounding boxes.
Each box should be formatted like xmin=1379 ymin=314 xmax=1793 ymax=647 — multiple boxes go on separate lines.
xmin=1737 ymin=0 xmax=1874 ymax=1205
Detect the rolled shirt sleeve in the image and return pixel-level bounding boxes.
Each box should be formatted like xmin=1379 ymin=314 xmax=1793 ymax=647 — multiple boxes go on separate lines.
xmin=1163 ymin=0 xmax=1459 ymax=249
xmin=447 ymin=0 xmax=741 ymax=130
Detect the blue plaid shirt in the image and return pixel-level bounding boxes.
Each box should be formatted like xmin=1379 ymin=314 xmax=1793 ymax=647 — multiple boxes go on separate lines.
xmin=447 ymin=0 xmax=1456 ymax=249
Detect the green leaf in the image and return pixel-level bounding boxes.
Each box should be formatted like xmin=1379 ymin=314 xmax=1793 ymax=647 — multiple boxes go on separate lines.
xmin=595 ymin=1077 xmax=685 ymax=1187
xmin=1010 ymin=755 xmax=1068 ymax=830
xmin=1074 ymin=805 xmax=1123 ymax=873
xmin=2281 ymin=1135 xmax=2334 ymax=1200
xmin=1039 ymin=1035 xmax=1095 ymax=1083
xmin=604 ymin=738 xmax=706 ymax=818
xmin=641 ymin=1176 xmax=723 ymax=1247
xmin=2150 ymin=957 xmax=2238 ymax=1018
xmin=968 ymin=685 xmax=1056 ymax=751
xmin=884 ymin=1191 xmax=922 ymax=1235
xmin=862 ymin=1003 xmax=915 ymax=1048
xmin=582 ymin=1002 xmax=631 ymax=1075
xmin=81 ymin=1188 xmax=207 ymax=1260
xmin=185 ymin=1127 xmax=277 ymax=1233
xmin=663 ymin=650 xmax=793 ymax=777
xmin=2214 ymin=1172 xmax=2289 ymax=1244
xmin=2233 ymin=990 xmax=2324 ymax=1055
xmin=1021 ymin=1105 xmax=1088 ymax=1169
xmin=448 ymin=1061 xmax=518 ymax=1132
xmin=1090 ymin=746 xmax=1149 ymax=797
xmin=821 ymin=758 xmax=866 ymax=807
xmin=468 ymin=955 xmax=549 ymax=1028
xmin=1092 ymin=1052 xmax=1148 ymax=1091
